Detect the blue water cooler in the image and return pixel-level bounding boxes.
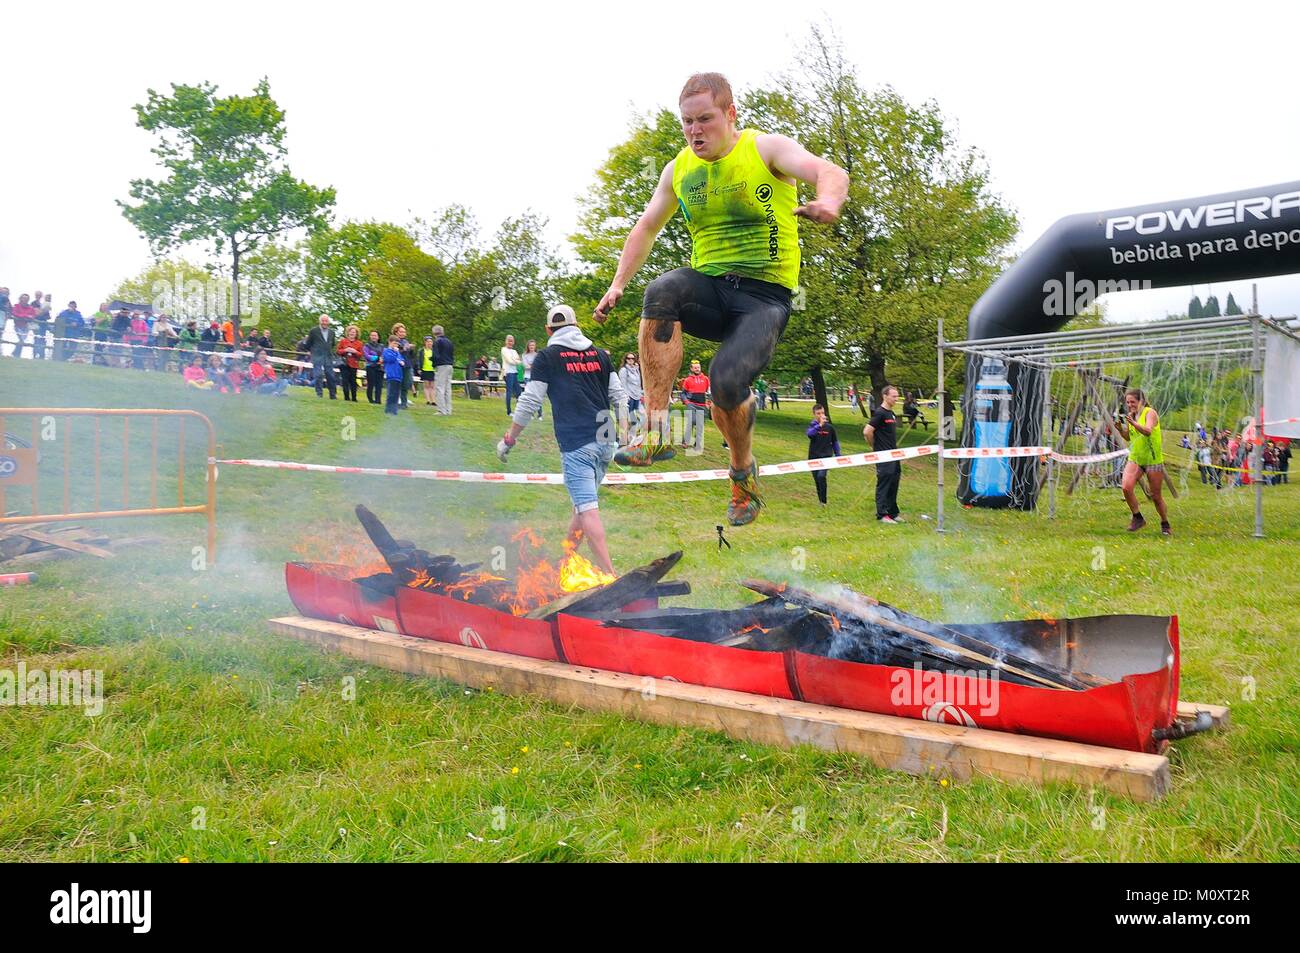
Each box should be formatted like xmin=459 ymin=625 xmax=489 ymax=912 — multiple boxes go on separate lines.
xmin=970 ymin=358 xmax=1013 ymax=498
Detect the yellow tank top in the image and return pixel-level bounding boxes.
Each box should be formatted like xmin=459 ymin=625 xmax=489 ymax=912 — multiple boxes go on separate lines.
xmin=1129 ymin=407 xmax=1164 ymax=466
xmin=672 ymin=129 xmax=800 ymax=290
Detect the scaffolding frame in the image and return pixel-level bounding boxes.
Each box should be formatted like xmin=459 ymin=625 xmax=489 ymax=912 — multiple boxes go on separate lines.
xmin=937 ymin=310 xmax=1300 ymax=538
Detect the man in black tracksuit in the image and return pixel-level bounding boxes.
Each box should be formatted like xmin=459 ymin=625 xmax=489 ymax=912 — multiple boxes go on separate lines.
xmin=863 ymin=384 xmax=902 ymax=523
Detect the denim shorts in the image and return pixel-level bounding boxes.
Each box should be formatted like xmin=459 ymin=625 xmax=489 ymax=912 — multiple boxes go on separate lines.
xmin=561 ymin=441 xmax=615 ymax=513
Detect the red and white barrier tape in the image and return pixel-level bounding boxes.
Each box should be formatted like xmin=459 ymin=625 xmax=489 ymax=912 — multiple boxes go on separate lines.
xmin=217 ymin=443 xmax=1137 ymax=485
xmin=1262 ymin=417 xmax=1299 ymax=427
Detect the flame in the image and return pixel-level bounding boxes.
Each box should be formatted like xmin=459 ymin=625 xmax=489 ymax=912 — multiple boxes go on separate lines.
xmin=736 ymin=623 xmax=770 ymax=636
xmin=559 ymin=548 xmax=616 ymax=593
xmin=364 ymin=526 xmax=619 ymax=618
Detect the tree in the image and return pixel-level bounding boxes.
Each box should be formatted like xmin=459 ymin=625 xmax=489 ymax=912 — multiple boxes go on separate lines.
xmin=111 ymin=258 xmax=216 ymax=322
xmin=1188 ymin=295 xmax=1204 ymax=319
xmin=1203 ymin=294 xmax=1221 ymax=317
xmin=303 ymin=220 xmax=408 ymax=324
xmin=119 ymin=79 xmax=335 ymax=334
xmin=1225 ymin=292 xmax=1243 ymax=315
xmin=571 ymin=109 xmax=695 ymax=360
xmin=744 ymin=25 xmax=1018 ymax=416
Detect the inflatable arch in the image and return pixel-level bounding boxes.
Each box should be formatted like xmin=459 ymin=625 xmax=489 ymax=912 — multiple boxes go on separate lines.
xmin=958 ymin=180 xmax=1300 ymax=508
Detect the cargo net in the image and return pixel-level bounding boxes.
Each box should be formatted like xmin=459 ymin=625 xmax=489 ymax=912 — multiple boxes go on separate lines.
xmin=1037 ymin=347 xmax=1261 ymax=516
xmin=950 ymin=315 xmax=1282 ymax=515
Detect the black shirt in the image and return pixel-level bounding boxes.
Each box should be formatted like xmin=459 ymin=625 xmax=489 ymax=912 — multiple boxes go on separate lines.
xmin=868 ymin=405 xmax=898 ymax=452
xmin=808 ymin=422 xmax=838 ymax=459
xmin=530 ymin=342 xmax=615 ymax=453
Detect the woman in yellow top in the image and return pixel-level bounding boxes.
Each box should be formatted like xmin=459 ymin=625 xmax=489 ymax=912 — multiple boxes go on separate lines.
xmin=1118 ymin=387 xmax=1172 ymax=536
xmin=593 ymin=72 xmax=849 ymax=527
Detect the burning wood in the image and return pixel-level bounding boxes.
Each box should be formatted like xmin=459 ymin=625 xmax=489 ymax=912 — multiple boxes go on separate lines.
xmin=350 ymin=505 xmax=682 ymax=619
xmin=742 ymin=579 xmax=1110 ymax=690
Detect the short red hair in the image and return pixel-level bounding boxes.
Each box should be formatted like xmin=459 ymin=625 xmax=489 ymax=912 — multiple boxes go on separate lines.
xmin=679 ymin=72 xmax=733 ymax=111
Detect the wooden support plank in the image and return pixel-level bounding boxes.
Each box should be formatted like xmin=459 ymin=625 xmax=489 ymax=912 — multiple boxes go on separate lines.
xmin=14 ymin=529 xmax=115 ymax=558
xmin=268 ymin=615 xmax=1172 ymax=801
xmin=1176 ymin=701 xmax=1230 ymax=729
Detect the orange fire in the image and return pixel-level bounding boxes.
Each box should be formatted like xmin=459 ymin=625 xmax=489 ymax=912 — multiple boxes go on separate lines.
xmin=401 ymin=528 xmax=615 ymax=617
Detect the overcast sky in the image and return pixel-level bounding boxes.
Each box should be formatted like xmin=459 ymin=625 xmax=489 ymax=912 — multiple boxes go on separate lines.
xmin=4 ymin=0 xmax=1299 ymax=324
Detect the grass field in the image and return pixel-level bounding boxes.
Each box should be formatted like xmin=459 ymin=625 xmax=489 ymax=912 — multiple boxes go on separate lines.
xmin=1 ymin=357 xmax=1297 ymax=861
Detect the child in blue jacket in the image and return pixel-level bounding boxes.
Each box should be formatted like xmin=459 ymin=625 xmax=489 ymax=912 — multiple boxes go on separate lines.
xmin=382 ymin=336 xmax=406 ymax=416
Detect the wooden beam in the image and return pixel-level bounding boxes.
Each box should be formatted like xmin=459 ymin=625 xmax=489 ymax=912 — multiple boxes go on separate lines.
xmin=268 ymin=615 xmax=1172 ymax=801
xmin=1176 ymin=701 xmax=1230 ymax=729
xmin=14 ymin=529 xmax=115 ymax=558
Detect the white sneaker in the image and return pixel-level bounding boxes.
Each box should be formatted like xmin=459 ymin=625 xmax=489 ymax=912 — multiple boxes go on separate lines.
xmin=879 ymin=516 xmax=898 ymax=524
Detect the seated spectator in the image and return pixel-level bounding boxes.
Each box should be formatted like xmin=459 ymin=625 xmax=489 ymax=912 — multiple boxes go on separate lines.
xmin=290 ymin=361 xmax=314 ymax=386
xmin=183 ymin=356 xmax=215 ymax=389
xmin=248 ymin=349 xmax=288 ymax=396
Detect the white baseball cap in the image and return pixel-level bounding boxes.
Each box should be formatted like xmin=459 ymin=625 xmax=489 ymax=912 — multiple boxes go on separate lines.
xmin=546 ymin=304 xmax=577 ymax=329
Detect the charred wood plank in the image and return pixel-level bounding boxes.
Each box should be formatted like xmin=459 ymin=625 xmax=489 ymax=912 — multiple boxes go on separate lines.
xmin=742 ymin=579 xmax=1109 ymax=691
xmin=525 ymin=551 xmax=683 ymax=620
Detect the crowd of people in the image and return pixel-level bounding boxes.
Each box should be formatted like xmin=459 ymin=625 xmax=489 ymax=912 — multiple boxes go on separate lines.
xmin=1186 ymin=423 xmax=1292 ymax=487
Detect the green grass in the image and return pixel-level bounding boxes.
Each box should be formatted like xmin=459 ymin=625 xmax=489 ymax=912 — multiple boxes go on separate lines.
xmin=1 ymin=359 xmax=1297 ymax=861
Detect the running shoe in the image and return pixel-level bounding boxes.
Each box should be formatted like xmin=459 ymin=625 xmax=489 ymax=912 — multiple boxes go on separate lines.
xmin=1160 ymin=522 xmax=1172 ymax=537
xmin=879 ymin=516 xmax=899 ymax=525
xmin=1126 ymin=513 xmax=1146 ymax=532
xmin=613 ymin=434 xmax=676 ymax=466
xmin=727 ymin=461 xmax=763 ymax=526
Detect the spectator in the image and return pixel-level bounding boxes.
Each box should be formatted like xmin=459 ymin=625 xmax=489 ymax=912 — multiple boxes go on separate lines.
xmin=304 ymin=314 xmax=339 ymax=399
xmin=806 ymin=403 xmax=841 ymax=506
xmin=336 ymin=325 xmax=364 ymax=403
xmin=754 ymin=375 xmax=768 ymax=410
xmin=248 ymin=349 xmax=288 ymax=396
xmin=178 ymin=321 xmax=201 ymax=366
xmin=363 ymin=330 xmax=384 ymax=405
xmin=1197 ymin=441 xmax=1219 ymax=488
xmin=54 ymin=300 xmax=85 ymax=361
xmin=768 ymin=381 xmax=780 ymax=410
xmin=392 ymin=323 xmax=415 ymax=409
xmin=618 ymin=352 xmax=643 ymax=445
xmin=152 ymin=314 xmax=179 ymax=369
xmin=127 ymin=312 xmax=151 ymax=369
xmin=221 ymin=316 xmax=236 ymax=352
xmin=680 ymin=359 xmax=710 ymax=456
xmin=199 ymin=320 xmax=222 ymax=353
xmin=432 ymin=325 xmax=454 ymax=416
xmin=289 ymin=361 xmax=314 ymax=387
xmin=183 ymin=356 xmax=214 ymax=390
xmin=474 ymin=355 xmax=489 ymax=381
xmin=224 ymin=357 xmax=246 ymax=394
xmin=0 ymin=287 xmax=10 ymax=344
xmin=382 ymin=335 xmax=405 ymax=416
xmin=864 ymin=384 xmax=903 ymax=524
xmin=32 ymin=292 xmax=52 ymax=359
xmin=9 ymin=293 xmax=37 ymax=359
xmin=205 ymin=353 xmax=228 ymax=389
xmin=90 ymin=302 xmax=113 ymax=365
xmin=415 ymin=335 xmax=437 ymax=406
xmin=501 ymin=334 xmax=522 ymax=416
xmin=522 ymin=339 xmax=542 ymax=420
xmin=1279 ymin=439 xmax=1292 ymax=484
xmin=487 ymin=355 xmax=501 ymax=394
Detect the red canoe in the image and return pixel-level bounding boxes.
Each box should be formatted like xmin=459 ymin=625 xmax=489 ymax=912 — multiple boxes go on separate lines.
xmin=284 ymin=562 xmax=1178 ymax=752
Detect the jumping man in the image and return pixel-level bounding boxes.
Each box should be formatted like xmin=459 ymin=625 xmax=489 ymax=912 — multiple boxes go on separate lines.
xmin=1118 ymin=387 xmax=1172 ymax=536
xmin=594 ymin=72 xmax=849 ymax=526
